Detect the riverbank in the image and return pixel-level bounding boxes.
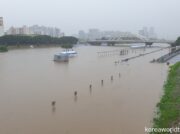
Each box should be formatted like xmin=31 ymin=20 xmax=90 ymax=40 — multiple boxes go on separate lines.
xmin=155 ymin=48 xmax=180 ymax=63
xmin=153 ymin=62 xmax=180 ymax=133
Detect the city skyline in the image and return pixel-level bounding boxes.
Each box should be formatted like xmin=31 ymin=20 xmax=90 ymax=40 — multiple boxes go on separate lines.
xmin=1 ymin=0 xmax=180 ymax=40
xmin=0 ymin=19 xmax=166 ymax=40
xmin=2 ymin=22 xmax=157 ymax=40
xmin=0 ymin=17 xmax=153 ymax=39
xmin=6 ymin=25 xmax=64 ymax=37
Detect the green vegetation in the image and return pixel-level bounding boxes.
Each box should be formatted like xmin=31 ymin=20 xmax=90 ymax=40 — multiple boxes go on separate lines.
xmin=152 ymin=62 xmax=180 ymax=133
xmin=175 ymin=37 xmax=180 ymax=46
xmin=61 ymin=44 xmax=73 ymax=49
xmin=0 ymin=45 xmax=8 ymax=52
xmin=172 ymin=37 xmax=180 ymax=47
xmin=0 ymin=35 xmax=78 ymax=48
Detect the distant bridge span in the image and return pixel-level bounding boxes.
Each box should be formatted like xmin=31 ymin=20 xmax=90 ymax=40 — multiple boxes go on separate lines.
xmin=87 ymin=39 xmax=174 ymax=46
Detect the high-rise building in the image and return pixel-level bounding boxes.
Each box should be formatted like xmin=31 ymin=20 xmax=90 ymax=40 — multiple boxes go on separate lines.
xmin=138 ymin=27 xmax=157 ymax=39
xmin=78 ymin=30 xmax=87 ymax=40
xmin=77 ymin=29 xmax=139 ymax=41
xmin=6 ymin=25 xmax=63 ymax=37
xmin=149 ymin=27 xmax=157 ymax=39
xmin=0 ymin=17 xmax=4 ymax=36
xmin=88 ymin=29 xmax=101 ymax=40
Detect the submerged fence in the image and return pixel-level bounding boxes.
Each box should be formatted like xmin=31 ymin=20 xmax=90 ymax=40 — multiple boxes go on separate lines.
xmin=97 ymin=49 xmax=129 ymax=56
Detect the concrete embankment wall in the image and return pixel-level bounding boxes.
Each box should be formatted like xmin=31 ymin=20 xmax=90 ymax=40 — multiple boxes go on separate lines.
xmin=156 ymin=50 xmax=180 ymax=63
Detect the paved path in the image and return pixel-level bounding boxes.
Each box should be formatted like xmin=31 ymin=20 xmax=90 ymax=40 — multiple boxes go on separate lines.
xmin=169 ymin=54 xmax=180 ymax=64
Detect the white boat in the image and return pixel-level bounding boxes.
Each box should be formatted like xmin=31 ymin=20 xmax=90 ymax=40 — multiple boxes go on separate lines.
xmin=61 ymin=49 xmax=77 ymax=57
xmin=54 ymin=49 xmax=77 ymax=62
xmin=54 ymin=53 xmax=69 ymax=62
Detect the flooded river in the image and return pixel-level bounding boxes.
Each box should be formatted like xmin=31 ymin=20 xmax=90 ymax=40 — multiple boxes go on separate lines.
xmin=0 ymin=45 xmax=169 ymax=134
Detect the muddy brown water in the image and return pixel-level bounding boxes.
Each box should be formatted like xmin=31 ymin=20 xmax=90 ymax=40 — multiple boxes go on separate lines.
xmin=0 ymin=45 xmax=169 ymax=134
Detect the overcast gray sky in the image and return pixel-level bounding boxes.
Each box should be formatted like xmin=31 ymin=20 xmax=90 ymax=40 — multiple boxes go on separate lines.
xmin=1 ymin=0 xmax=180 ymax=39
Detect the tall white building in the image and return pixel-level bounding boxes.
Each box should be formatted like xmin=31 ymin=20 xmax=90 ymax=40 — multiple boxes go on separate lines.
xmin=78 ymin=30 xmax=87 ymax=40
xmin=149 ymin=27 xmax=157 ymax=39
xmin=138 ymin=27 xmax=157 ymax=39
xmin=88 ymin=29 xmax=101 ymax=40
xmin=0 ymin=17 xmax=4 ymax=36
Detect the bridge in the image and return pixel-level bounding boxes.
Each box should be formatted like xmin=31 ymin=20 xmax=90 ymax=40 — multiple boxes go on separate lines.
xmin=86 ymin=38 xmax=174 ymax=46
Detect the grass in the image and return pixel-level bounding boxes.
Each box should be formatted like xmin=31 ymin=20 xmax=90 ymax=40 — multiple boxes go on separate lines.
xmin=152 ymin=62 xmax=180 ymax=134
xmin=0 ymin=45 xmax=8 ymax=52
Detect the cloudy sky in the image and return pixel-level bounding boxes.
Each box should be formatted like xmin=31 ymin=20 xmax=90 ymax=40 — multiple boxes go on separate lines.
xmin=1 ymin=0 xmax=180 ymax=39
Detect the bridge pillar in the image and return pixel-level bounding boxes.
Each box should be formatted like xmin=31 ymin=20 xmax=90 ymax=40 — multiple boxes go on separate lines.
xmin=107 ymin=42 xmax=115 ymax=46
xmin=145 ymin=42 xmax=153 ymax=47
xmin=89 ymin=42 xmax=101 ymax=46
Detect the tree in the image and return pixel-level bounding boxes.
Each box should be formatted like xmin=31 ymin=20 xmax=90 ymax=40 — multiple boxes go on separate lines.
xmin=0 ymin=45 xmax=8 ymax=52
xmin=0 ymin=35 xmax=78 ymax=47
xmin=175 ymin=37 xmax=180 ymax=46
xmin=61 ymin=44 xmax=73 ymax=49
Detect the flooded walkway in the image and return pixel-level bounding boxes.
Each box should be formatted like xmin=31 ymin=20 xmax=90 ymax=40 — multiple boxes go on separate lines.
xmin=0 ymin=45 xmax=169 ymax=134
xmin=169 ymin=54 xmax=180 ymax=64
